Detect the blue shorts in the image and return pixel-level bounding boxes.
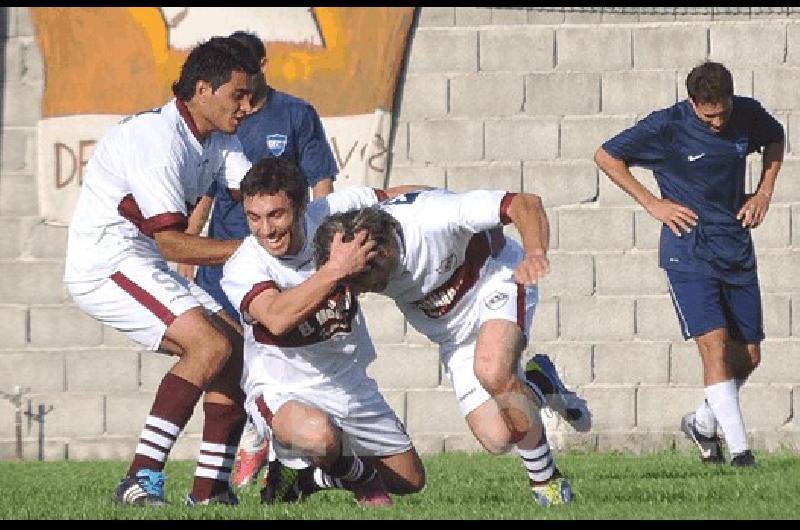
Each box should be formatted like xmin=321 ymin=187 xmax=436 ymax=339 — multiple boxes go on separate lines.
xmin=665 ymin=269 xmax=764 ymax=343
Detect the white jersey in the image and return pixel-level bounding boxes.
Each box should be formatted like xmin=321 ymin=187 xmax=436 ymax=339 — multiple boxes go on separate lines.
xmin=378 ymin=188 xmax=513 ymax=346
xmin=64 ymin=99 xmax=251 ymax=285
xmin=221 ymin=187 xmax=383 ymax=405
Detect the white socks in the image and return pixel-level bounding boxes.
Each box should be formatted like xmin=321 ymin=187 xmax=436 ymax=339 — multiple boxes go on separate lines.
xmin=704 ymin=379 xmax=748 ymax=455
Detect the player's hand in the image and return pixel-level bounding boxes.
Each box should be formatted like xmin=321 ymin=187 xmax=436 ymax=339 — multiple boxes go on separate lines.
xmin=736 ymin=192 xmax=770 ymax=228
xmin=325 ymin=230 xmax=377 ymax=280
xmin=177 ymin=263 xmax=196 ymax=282
xmin=514 ymin=251 xmax=550 ymax=285
xmin=646 ymin=198 xmax=698 ymax=237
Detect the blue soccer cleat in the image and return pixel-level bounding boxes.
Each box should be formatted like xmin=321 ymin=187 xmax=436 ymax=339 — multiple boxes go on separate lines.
xmin=112 ymin=469 xmax=166 ymax=507
xmin=525 ymin=354 xmax=592 ymax=432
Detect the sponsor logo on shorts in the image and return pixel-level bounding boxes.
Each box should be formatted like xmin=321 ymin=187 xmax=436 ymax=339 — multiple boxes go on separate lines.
xmin=457 ymin=387 xmax=477 ymax=403
xmin=484 ymin=291 xmax=509 ymax=310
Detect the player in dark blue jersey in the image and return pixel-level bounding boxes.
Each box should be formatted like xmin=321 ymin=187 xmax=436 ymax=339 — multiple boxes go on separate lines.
xmin=595 ymin=61 xmax=784 ymax=468
xmin=178 ymin=30 xmax=339 ymax=489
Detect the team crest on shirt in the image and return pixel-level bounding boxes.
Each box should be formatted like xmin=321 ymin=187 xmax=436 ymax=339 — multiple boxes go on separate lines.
xmin=266 ymin=134 xmax=288 ymax=156
xmin=484 ymin=291 xmax=509 ymax=310
xmin=734 ymin=138 xmax=748 ymax=158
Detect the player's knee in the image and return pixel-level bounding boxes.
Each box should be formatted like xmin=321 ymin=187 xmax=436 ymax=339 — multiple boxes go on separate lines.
xmin=398 ymin=468 xmax=426 ymax=494
xmin=474 ymin=363 xmax=514 ymax=398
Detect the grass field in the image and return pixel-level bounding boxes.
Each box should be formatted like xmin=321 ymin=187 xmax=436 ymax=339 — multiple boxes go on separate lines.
xmin=1 ymin=450 xmax=799 ymax=519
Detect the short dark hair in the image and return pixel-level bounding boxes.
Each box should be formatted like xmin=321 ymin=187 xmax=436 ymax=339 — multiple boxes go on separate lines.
xmin=229 ymin=30 xmax=266 ymax=62
xmin=240 ymin=157 xmax=308 ymax=213
xmin=313 ymin=206 xmax=401 ymax=269
xmin=172 ymin=36 xmax=260 ymax=101
xmin=686 ymin=61 xmax=734 ymax=104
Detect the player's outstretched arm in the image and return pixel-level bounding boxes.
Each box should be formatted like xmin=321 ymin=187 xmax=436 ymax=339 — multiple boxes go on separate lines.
xmin=505 ymin=193 xmax=550 ymax=285
xmin=154 ymin=229 xmax=242 ymax=266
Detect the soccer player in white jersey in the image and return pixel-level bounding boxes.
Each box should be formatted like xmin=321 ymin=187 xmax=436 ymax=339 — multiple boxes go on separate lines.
xmin=220 ymin=158 xmax=426 ymax=507
xmin=63 ymin=37 xmax=260 ymax=507
xmin=314 ymin=189 xmax=592 ymax=506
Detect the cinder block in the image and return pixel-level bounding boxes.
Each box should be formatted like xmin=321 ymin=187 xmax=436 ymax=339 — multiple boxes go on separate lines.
xmin=0 ymin=439 xmax=66 ymax=461
xmin=360 ymin=294 xmax=405 ymax=344
xmin=526 ymin=73 xmax=599 ymax=117
xmin=405 ymin=324 xmax=437 ymax=347
xmin=795 ymin=386 xmax=800 ymax=428
xmin=538 ymin=252 xmax=594 ymax=298
xmin=579 ymin=385 xmax=636 ymax=429
xmin=633 ymin=26 xmax=708 ymax=69
xmin=27 ymin=392 xmax=104 ymax=437
xmin=0 ymin=261 xmax=64 ymax=304
xmin=524 ymin=160 xmax=597 ymax=208
xmin=67 ymin=436 xmax=137 ymax=461
xmin=369 ymin=345 xmax=440 ymax=388
xmin=15 ymin=7 xmax=34 ymax=37
xmin=795 ymin=207 xmax=800 ymax=249
xmin=669 ymin=341 xmax=703 ymax=385
xmin=558 ymin=209 xmax=634 ymax=251
xmin=65 ymin=350 xmax=139 ymax=392
xmin=410 ymin=433 xmax=444 ymax=455
xmin=446 ymin=163 xmax=521 ymax=193
xmin=595 ymin=252 xmax=665 ymax=295
xmin=711 ymin=7 xmax=747 ymax=20
xmin=21 ymin=38 xmax=43 ymax=85
xmin=484 ymin=118 xmax=559 ymax=161
xmin=636 ymin=386 xmax=705 ymax=429
xmin=602 ymin=11 xmax=641 ymax=24
xmin=757 ymin=252 xmax=800 ymax=293
xmin=1 ymin=82 xmax=43 ymax=127
xmin=740 ymin=385 xmax=792 ymax=429
xmin=794 ymin=296 xmax=800 ymax=337
xmin=594 ymin=342 xmax=669 ymax=384
xmin=762 ymin=295 xmax=791 ymax=338
xmin=169 ymin=434 xmax=201 ymax=461
xmin=407 ymin=29 xmax=478 ymax=74
xmin=597 ymin=166 xmax=659 ymax=207
xmin=139 ymin=353 xmax=177 ymax=392
xmin=21 ymin=219 xmax=68 ymax=260
xmin=636 ymin=296 xmax=685 ymax=341
xmin=0 ymin=351 xmax=65 ymax=392
xmin=749 ymin=340 xmax=800 ymax=384
xmin=396 ymin=75 xmax=448 ymax=121
xmin=597 ymin=432 xmax=675 ymax=455
xmin=480 ymin=28 xmax=554 ymax=72
xmin=0 ymin=173 xmax=38 ymax=217
xmin=527 ymin=10 xmax=564 ymax=25
xmin=602 ymin=71 xmax=677 ymax=115
xmin=450 ymin=74 xmax=524 ymax=118
xmin=0 ymin=218 xmax=22 ymax=258
xmin=406 ymin=388 xmax=470 ymax=433
xmin=531 ymin=297 xmax=557 ymax=341
xmin=389 ymin=121 xmax=408 ymax=166
xmin=0 ymin=400 xmax=17 ymax=438
xmin=751 ymin=207 xmax=790 ymax=249
xmin=29 ymin=305 xmax=103 ymax=347
xmin=105 ymin=392 xmax=155 ymax=436
xmin=754 ymin=69 xmax=800 ymax=111
xmin=102 ymin=326 xmax=139 ymax=349
xmin=768 ymin=159 xmax=800 ymax=202
xmin=418 ymin=7 xmax=454 ymax=27
xmin=563 ymin=12 xmax=603 ymax=24
xmin=557 ymin=27 xmax=631 ymax=71
xmin=561 ymin=116 xmax=635 ymax=162
xmin=490 ymin=7 xmax=528 ymax=25
xmin=750 ymin=430 xmax=800 ymax=453
xmin=0 ymin=127 xmax=34 ymax=171
xmin=526 ymin=342 xmax=593 ymax=386
xmin=546 ymin=431 xmax=597 ymax=452
xmin=634 ymin=210 xmax=663 ymax=250
xmin=454 ymin=7 xmax=490 ymax=26
xmin=710 ymin=23 xmax=786 ymax=67
xmin=786 ymin=24 xmax=800 ymax=65
xmin=381 ymin=390 xmax=406 ymax=425
xmin=0 ymin=304 xmax=27 ymax=348
xmin=560 ymin=296 xmax=635 ymax=341
xmin=386 ymin=165 xmax=445 ymax=190
xmin=409 ymin=120 xmax=483 ymax=163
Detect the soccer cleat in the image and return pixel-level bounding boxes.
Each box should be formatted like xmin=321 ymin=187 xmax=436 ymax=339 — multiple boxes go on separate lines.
xmin=681 ymin=412 xmax=725 ymax=464
xmin=230 ymin=421 xmax=270 ymax=488
xmin=525 ymin=354 xmax=592 ymax=432
xmin=352 ymin=474 xmax=393 ymax=507
xmin=531 ymin=475 xmax=572 ymax=507
xmin=112 ymin=469 xmax=166 ymax=507
xmin=185 ymin=488 xmax=240 ymax=506
xmin=260 ymin=460 xmax=305 ymax=504
xmin=730 ymin=450 xmax=756 ymax=468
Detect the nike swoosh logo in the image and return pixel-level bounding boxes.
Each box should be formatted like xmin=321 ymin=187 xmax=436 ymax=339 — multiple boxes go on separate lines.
xmin=687 ymin=153 xmax=705 ymax=162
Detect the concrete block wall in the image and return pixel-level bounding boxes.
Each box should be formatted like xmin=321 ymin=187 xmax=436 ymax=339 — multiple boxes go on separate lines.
xmin=1 ymin=7 xmax=798 ymax=460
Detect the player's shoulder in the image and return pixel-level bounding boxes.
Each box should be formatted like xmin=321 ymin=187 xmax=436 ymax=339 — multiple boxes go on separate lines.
xmin=224 ymin=236 xmax=265 ymax=274
xmin=269 ymin=88 xmax=314 ymax=110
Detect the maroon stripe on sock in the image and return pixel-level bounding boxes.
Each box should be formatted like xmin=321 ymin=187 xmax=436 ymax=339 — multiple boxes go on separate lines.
xmin=111 ymin=271 xmax=176 ymax=326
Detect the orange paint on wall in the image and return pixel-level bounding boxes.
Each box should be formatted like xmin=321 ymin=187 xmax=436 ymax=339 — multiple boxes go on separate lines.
xmin=29 ymin=7 xmax=415 ymax=119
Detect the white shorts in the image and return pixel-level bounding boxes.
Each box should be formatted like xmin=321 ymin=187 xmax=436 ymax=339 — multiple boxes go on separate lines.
xmin=66 ymin=257 xmax=222 ymax=351
xmin=440 ymin=241 xmax=538 ymax=417
xmin=246 ymin=377 xmax=411 ymax=468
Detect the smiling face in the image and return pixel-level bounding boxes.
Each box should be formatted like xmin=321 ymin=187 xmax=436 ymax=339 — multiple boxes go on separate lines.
xmin=196 ymin=69 xmax=253 ymax=136
xmin=244 ymin=191 xmax=305 ymax=257
xmin=690 ymin=96 xmax=732 ymax=134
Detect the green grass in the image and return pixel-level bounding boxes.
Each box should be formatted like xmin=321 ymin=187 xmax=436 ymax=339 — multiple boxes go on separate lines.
xmin=1 ymin=450 xmax=799 ymax=519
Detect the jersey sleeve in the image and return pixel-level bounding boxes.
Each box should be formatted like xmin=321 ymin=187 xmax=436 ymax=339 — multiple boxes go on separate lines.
xmin=126 ymin=163 xmax=188 ymax=236
xmin=218 ymin=134 xmax=252 ymax=191
xmin=306 ymin=187 xmax=381 ymax=223
xmin=295 ymin=104 xmax=339 ymax=185
xmin=221 ymin=241 xmax=276 ymax=325
xmin=601 ymin=110 xmax=667 ymax=169
xmin=749 ymin=100 xmax=785 ymax=151
xmin=401 ymin=189 xmax=506 ymax=234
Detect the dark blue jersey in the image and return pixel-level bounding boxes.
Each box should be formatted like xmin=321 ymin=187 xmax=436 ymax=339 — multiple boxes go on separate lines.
xmin=602 ymin=96 xmax=783 ymax=283
xmin=197 ymin=87 xmax=338 ymax=320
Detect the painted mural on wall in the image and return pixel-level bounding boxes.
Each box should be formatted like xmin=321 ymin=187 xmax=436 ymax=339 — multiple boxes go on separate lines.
xmin=29 ymin=7 xmax=416 ymax=225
